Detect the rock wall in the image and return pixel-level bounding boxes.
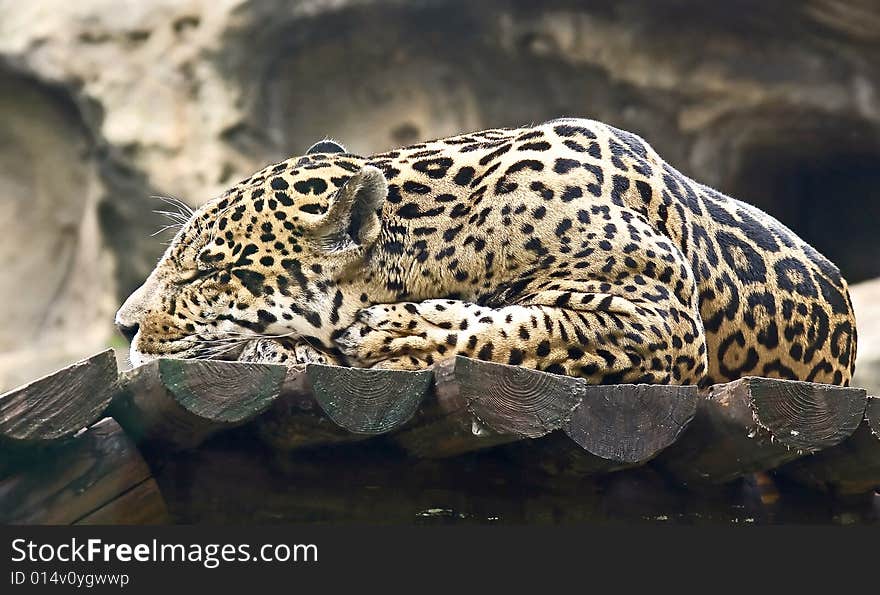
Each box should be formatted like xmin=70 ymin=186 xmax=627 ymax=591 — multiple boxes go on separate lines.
xmin=1 ymin=0 xmax=878 ymax=387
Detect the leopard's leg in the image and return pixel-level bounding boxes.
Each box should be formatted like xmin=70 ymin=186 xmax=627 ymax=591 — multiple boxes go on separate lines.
xmin=337 ymin=284 xmax=708 ymax=384
xmin=238 ymin=337 xmax=342 ymax=366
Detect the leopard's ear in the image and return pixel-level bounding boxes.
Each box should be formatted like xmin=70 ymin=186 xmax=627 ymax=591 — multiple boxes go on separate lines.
xmin=306 ymin=139 xmax=346 ymax=155
xmin=311 ymin=165 xmax=387 ymax=252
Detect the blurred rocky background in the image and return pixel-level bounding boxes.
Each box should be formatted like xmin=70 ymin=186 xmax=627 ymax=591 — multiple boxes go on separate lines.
xmin=0 ymin=0 xmax=878 ymax=391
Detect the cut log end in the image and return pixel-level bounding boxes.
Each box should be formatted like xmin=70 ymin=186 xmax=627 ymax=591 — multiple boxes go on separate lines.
xmin=741 ymin=376 xmax=866 ymax=452
xmin=157 ymin=359 xmax=287 ymax=423
xmin=394 ymin=357 xmax=585 ymax=459
xmin=566 ymin=384 xmax=698 ymax=464
xmin=0 ymin=349 xmax=118 ymax=445
xmin=777 ymin=395 xmax=880 ymax=495
xmin=255 ymin=366 xmax=362 ymax=451
xmin=660 ymin=376 xmax=868 ymax=485
xmin=112 ymin=358 xmax=286 ymax=450
xmin=307 ymin=364 xmax=432 ymax=435
xmin=453 ymin=357 xmax=584 ymax=438
xmin=869 ymin=395 xmax=880 ymax=437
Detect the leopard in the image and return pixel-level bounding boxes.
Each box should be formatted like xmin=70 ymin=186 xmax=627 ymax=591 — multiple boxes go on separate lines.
xmin=116 ymin=118 xmax=857 ymax=388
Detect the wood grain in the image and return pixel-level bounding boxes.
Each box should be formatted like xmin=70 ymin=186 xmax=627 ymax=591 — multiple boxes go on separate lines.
xmin=0 ymin=418 xmax=156 ymax=524
xmin=308 ymin=364 xmax=432 ymax=434
xmin=658 ymin=377 xmax=866 ymax=484
xmin=256 ymin=365 xmax=368 ymax=450
xmin=0 ymin=350 xmax=117 ymax=446
xmin=508 ymin=384 xmax=696 ymax=477
xmin=112 ymin=358 xmax=286 ymax=449
xmin=75 ymin=479 xmax=170 ymax=525
xmin=778 ymin=395 xmax=880 ymax=495
xmin=567 ymin=384 xmax=697 ymax=463
xmin=394 ymin=357 xmax=583 ymax=458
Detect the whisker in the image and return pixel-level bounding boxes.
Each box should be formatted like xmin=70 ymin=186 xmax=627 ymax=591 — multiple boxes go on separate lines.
xmin=196 ymin=329 xmax=298 ymax=341
xmin=151 ymin=223 xmax=184 ymax=237
xmin=151 ymin=195 xmax=195 ymax=217
xmin=153 ymin=209 xmax=192 ymax=225
xmin=189 ymin=341 xmax=247 ymax=360
xmin=181 ymin=335 xmax=250 ymax=346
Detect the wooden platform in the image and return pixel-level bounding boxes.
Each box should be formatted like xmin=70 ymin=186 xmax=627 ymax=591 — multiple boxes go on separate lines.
xmin=1 ymin=350 xmax=878 ymax=524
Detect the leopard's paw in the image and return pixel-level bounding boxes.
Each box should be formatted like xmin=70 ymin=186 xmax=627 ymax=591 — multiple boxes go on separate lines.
xmin=369 ymin=356 xmax=432 ymax=371
xmin=335 ymin=321 xmax=435 ymax=367
xmin=356 ymin=300 xmax=481 ymax=331
xmin=336 ymin=301 xmax=483 ymax=368
xmin=239 ymin=338 xmax=338 ymax=365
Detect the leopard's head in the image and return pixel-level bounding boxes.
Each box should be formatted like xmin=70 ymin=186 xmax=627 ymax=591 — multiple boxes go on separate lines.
xmin=115 ymin=142 xmax=388 ymax=365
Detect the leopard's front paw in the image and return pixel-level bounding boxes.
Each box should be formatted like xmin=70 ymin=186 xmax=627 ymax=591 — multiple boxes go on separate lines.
xmin=335 ymin=321 xmax=434 ymax=368
xmin=336 ymin=302 xmax=456 ymax=369
xmin=239 ymin=338 xmax=338 ymax=365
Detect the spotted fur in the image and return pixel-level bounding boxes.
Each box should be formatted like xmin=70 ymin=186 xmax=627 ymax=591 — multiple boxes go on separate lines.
xmin=116 ymin=118 xmax=857 ymax=386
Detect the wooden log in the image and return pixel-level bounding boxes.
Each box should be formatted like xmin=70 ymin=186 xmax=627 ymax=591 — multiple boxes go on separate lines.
xmin=75 ymin=479 xmax=170 ymax=525
xmin=0 ymin=350 xmax=117 ymax=449
xmin=777 ymin=395 xmax=880 ymax=495
xmin=308 ymin=364 xmax=432 ymax=433
xmin=256 ymin=364 xmax=432 ymax=450
xmin=657 ymin=376 xmax=866 ymax=485
xmin=111 ymin=359 xmax=286 ymax=450
xmin=394 ymin=357 xmax=584 ymax=458
xmin=512 ymin=384 xmax=697 ymax=476
xmin=255 ymin=365 xmax=359 ymax=451
xmin=0 ymin=418 xmax=166 ymax=525
xmin=566 ymin=383 xmax=697 ymax=464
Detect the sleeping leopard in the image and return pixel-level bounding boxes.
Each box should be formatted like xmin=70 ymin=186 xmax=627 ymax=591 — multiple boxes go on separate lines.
xmin=116 ymin=118 xmax=857 ymax=387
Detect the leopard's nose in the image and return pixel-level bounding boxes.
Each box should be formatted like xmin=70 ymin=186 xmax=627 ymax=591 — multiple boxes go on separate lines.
xmin=116 ymin=321 xmax=140 ymax=343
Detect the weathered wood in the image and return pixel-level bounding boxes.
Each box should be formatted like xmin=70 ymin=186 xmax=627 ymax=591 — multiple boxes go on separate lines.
xmin=0 ymin=350 xmax=117 ymax=449
xmin=657 ymin=376 xmax=866 ymax=485
xmin=255 ymin=365 xmax=359 ymax=450
xmin=75 ymin=479 xmax=170 ymax=525
xmin=393 ymin=357 xmax=504 ymax=458
xmin=567 ymin=383 xmax=697 ymax=463
xmin=513 ymin=384 xmax=697 ymax=476
xmin=112 ymin=359 xmax=286 ymax=449
xmin=256 ymin=363 xmax=432 ymax=450
xmin=0 ymin=418 xmax=161 ymax=525
xmin=394 ymin=357 xmax=584 ymax=458
xmin=777 ymin=395 xmax=880 ymax=495
xmin=308 ymin=364 xmax=432 ymax=434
